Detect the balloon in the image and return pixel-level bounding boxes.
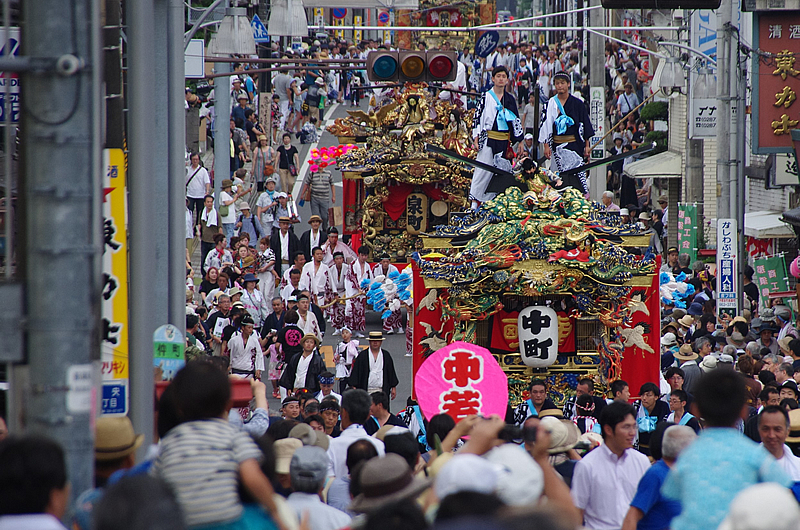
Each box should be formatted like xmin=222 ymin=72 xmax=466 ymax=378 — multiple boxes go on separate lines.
xmin=792 ymin=256 xmax=800 ymax=278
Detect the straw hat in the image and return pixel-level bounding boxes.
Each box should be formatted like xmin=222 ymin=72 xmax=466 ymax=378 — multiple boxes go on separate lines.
xmin=95 ymin=416 xmax=144 ymax=461
xmin=674 ymin=344 xmax=698 ymax=361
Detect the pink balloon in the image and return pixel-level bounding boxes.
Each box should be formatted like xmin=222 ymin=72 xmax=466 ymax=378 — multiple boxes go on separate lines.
xmin=791 ymin=256 xmax=800 ymax=278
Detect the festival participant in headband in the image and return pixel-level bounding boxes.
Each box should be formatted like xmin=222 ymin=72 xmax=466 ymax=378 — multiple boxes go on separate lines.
xmin=538 ymin=70 xmax=594 ymax=194
xmin=321 ymin=226 xmax=357 ymax=266
xmin=470 ymin=65 xmax=524 ymax=206
xmin=373 ymin=253 xmax=402 ymax=335
xmin=345 ymin=245 xmax=373 ymax=338
xmin=327 ymin=251 xmax=350 ymax=335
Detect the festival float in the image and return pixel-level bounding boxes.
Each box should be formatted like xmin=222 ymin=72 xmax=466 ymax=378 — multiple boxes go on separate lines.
xmin=409 ymin=162 xmax=663 ymax=409
xmin=328 ymin=82 xmax=475 ymax=261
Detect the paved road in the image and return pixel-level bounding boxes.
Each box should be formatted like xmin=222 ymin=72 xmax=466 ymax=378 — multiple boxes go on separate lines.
xmin=194 ymin=99 xmax=415 ymax=411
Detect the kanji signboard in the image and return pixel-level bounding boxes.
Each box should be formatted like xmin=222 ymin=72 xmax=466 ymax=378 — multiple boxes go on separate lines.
xmin=677 ymin=203 xmax=698 ymax=262
xmin=753 ymin=12 xmax=800 ymax=153
xmin=716 ymin=218 xmax=739 ymax=318
xmin=414 ymin=341 xmax=508 ymax=422
xmin=752 ymin=255 xmax=789 ymax=312
xmin=518 ymin=306 xmax=558 ymax=367
xmin=154 ymin=324 xmax=185 ymax=381
xmin=102 ymin=149 xmax=129 ymax=415
xmin=590 ymin=86 xmax=606 ymax=160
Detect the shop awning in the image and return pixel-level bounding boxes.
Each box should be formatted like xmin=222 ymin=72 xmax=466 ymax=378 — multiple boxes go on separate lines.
xmin=745 ymin=211 xmax=795 ymax=239
xmin=622 ymin=150 xmax=682 ymax=179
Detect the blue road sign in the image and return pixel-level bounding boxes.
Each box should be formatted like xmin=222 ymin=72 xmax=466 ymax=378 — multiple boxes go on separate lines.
xmin=332 ymin=8 xmax=347 ymax=19
xmin=251 ymin=14 xmax=269 ymax=44
xmin=102 ymin=380 xmax=127 ymax=415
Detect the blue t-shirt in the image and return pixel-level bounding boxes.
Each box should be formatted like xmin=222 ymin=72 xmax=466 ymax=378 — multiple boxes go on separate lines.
xmin=630 ymin=460 xmax=680 ymax=530
xmin=662 ymin=427 xmax=791 ymax=530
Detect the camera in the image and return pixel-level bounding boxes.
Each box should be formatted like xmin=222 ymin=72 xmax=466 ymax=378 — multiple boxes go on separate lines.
xmin=497 ymin=423 xmax=537 ymax=444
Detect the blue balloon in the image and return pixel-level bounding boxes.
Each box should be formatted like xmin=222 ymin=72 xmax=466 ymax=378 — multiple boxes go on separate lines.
xmin=360 ymin=278 xmax=371 ymax=289
xmin=381 ymin=310 xmax=393 ymax=319
xmin=388 ymin=270 xmax=400 ymax=279
xmin=675 ymin=271 xmax=687 ymax=283
xmin=659 ymin=272 xmax=671 ymax=285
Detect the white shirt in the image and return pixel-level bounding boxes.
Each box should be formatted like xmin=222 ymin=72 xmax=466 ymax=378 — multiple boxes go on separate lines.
xmin=571 ymin=444 xmax=650 ymax=530
xmin=308 ymin=229 xmax=322 ymax=251
xmin=300 ymin=262 xmax=330 ymax=297
xmin=772 ymin=444 xmax=800 ymax=480
xmin=281 ymin=283 xmax=301 ymax=305
xmin=186 ymin=165 xmax=210 ymax=199
xmin=220 ymin=191 xmax=236 ymax=224
xmin=322 ymin=241 xmax=357 ymax=266
xmin=228 ymin=331 xmax=264 ymax=373
xmin=326 ymin=423 xmax=385 ymax=477
xmin=367 ymin=349 xmax=384 ymax=393
xmin=286 ymin=492 xmax=351 ymax=530
xmin=329 ymin=263 xmax=349 ymax=295
xmin=299 ymin=310 xmax=322 ymax=340
xmin=295 ymin=352 xmax=314 ymax=389
xmin=280 ymin=231 xmax=290 ymax=261
xmin=316 ymin=390 xmax=342 ymax=403
xmin=346 ymin=260 xmax=373 ymax=297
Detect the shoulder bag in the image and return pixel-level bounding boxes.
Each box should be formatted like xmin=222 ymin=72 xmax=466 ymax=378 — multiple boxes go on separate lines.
xmin=185 ymin=166 xmax=202 ymax=190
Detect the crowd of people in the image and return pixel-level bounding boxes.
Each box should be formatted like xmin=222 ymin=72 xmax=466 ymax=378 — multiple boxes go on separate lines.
xmin=5 ymin=344 xmax=800 ymax=530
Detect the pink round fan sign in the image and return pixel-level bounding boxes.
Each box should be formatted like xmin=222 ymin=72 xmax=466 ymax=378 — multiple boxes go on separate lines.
xmin=414 ymin=341 xmax=508 ymax=422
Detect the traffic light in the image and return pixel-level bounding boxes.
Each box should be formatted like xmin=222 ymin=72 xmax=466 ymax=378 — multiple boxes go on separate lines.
xmin=601 ymin=0 xmax=720 ymax=7
xmin=366 ymin=50 xmax=458 ymax=83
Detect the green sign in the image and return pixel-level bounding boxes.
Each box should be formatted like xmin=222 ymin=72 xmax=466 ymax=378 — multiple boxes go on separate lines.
xmin=677 ymin=203 xmax=698 ymax=262
xmin=154 ymin=324 xmax=185 ymax=381
xmin=752 ymin=255 xmax=789 ymax=311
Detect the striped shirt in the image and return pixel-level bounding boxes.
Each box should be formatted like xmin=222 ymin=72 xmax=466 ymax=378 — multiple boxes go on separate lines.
xmin=153 ymin=419 xmax=263 ymax=527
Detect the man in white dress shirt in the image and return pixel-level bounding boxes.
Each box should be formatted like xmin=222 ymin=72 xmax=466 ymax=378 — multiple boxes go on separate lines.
xmin=227 ymin=314 xmax=264 ymax=380
xmin=326 ymin=389 xmax=385 ymax=478
xmin=571 ymin=401 xmax=650 ymax=529
xmin=300 ymin=247 xmax=330 ymax=306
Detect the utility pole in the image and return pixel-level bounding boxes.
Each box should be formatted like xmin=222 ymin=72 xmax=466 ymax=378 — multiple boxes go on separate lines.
xmin=127 ymin=0 xmax=158 ymax=459
xmin=214 ymin=62 xmax=231 ymax=206
xmin=588 ymin=0 xmax=605 ymax=202
xmin=20 ymin=0 xmax=103 ymax=501
xmin=168 ymin=0 xmax=187 ymax=329
xmin=716 ymin=0 xmax=732 ymax=220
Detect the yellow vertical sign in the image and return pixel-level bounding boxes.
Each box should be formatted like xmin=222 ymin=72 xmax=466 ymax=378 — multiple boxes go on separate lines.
xmin=314 ymin=8 xmax=324 ymax=26
xmin=334 ymin=18 xmax=345 ymax=40
xmin=354 ymin=15 xmax=363 ymax=44
xmin=101 ymin=148 xmax=130 ymax=415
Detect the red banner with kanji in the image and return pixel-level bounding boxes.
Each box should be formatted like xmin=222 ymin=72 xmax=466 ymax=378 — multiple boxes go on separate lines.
xmin=755 ymin=12 xmax=800 ymax=152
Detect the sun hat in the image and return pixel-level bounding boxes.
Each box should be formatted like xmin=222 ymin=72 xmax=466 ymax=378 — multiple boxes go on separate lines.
xmin=301 ymin=333 xmax=320 ymax=347
xmin=524 ymin=133 xmax=534 ymax=140
xmin=274 ymin=438 xmax=303 ymax=474
xmin=95 ymin=416 xmax=144 ymax=461
xmin=619 ymin=208 xmax=629 ymax=216
xmin=678 ymin=315 xmax=695 ymax=328
xmin=315 ymin=77 xmax=325 ymax=85
xmin=699 ymin=355 xmax=718 ymax=373
xmin=221 ymin=179 xmax=233 ymax=188
xmin=241 ymin=273 xmax=259 ymax=284
xmin=228 ymin=287 xmax=243 ymax=298
xmin=434 ymin=454 xmax=499 ymax=500
xmin=483 ymin=444 xmax=544 ymax=506
xmin=674 ymin=344 xmax=698 ymax=361
xmin=661 ymin=332 xmax=678 ymax=347
xmin=779 ymin=337 xmax=793 ymax=356
xmin=308 ymin=215 xmax=323 ymax=223
xmin=349 ymin=453 xmax=433 ymax=513
xmin=290 ymin=445 xmax=329 ymax=492
xmin=289 ymin=423 xmax=330 ymax=451
xmin=687 ymin=302 xmax=704 ymax=316
xmin=727 ymin=331 xmax=746 ymax=348
xmin=368 ymin=331 xmax=385 ymax=341
xmin=718 ymin=483 xmax=800 ymax=530
xmin=639 ymin=212 xmax=650 ymax=221
xmin=239 ymin=203 xmax=250 ymax=210
xmin=541 ymin=416 xmax=580 ymax=454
